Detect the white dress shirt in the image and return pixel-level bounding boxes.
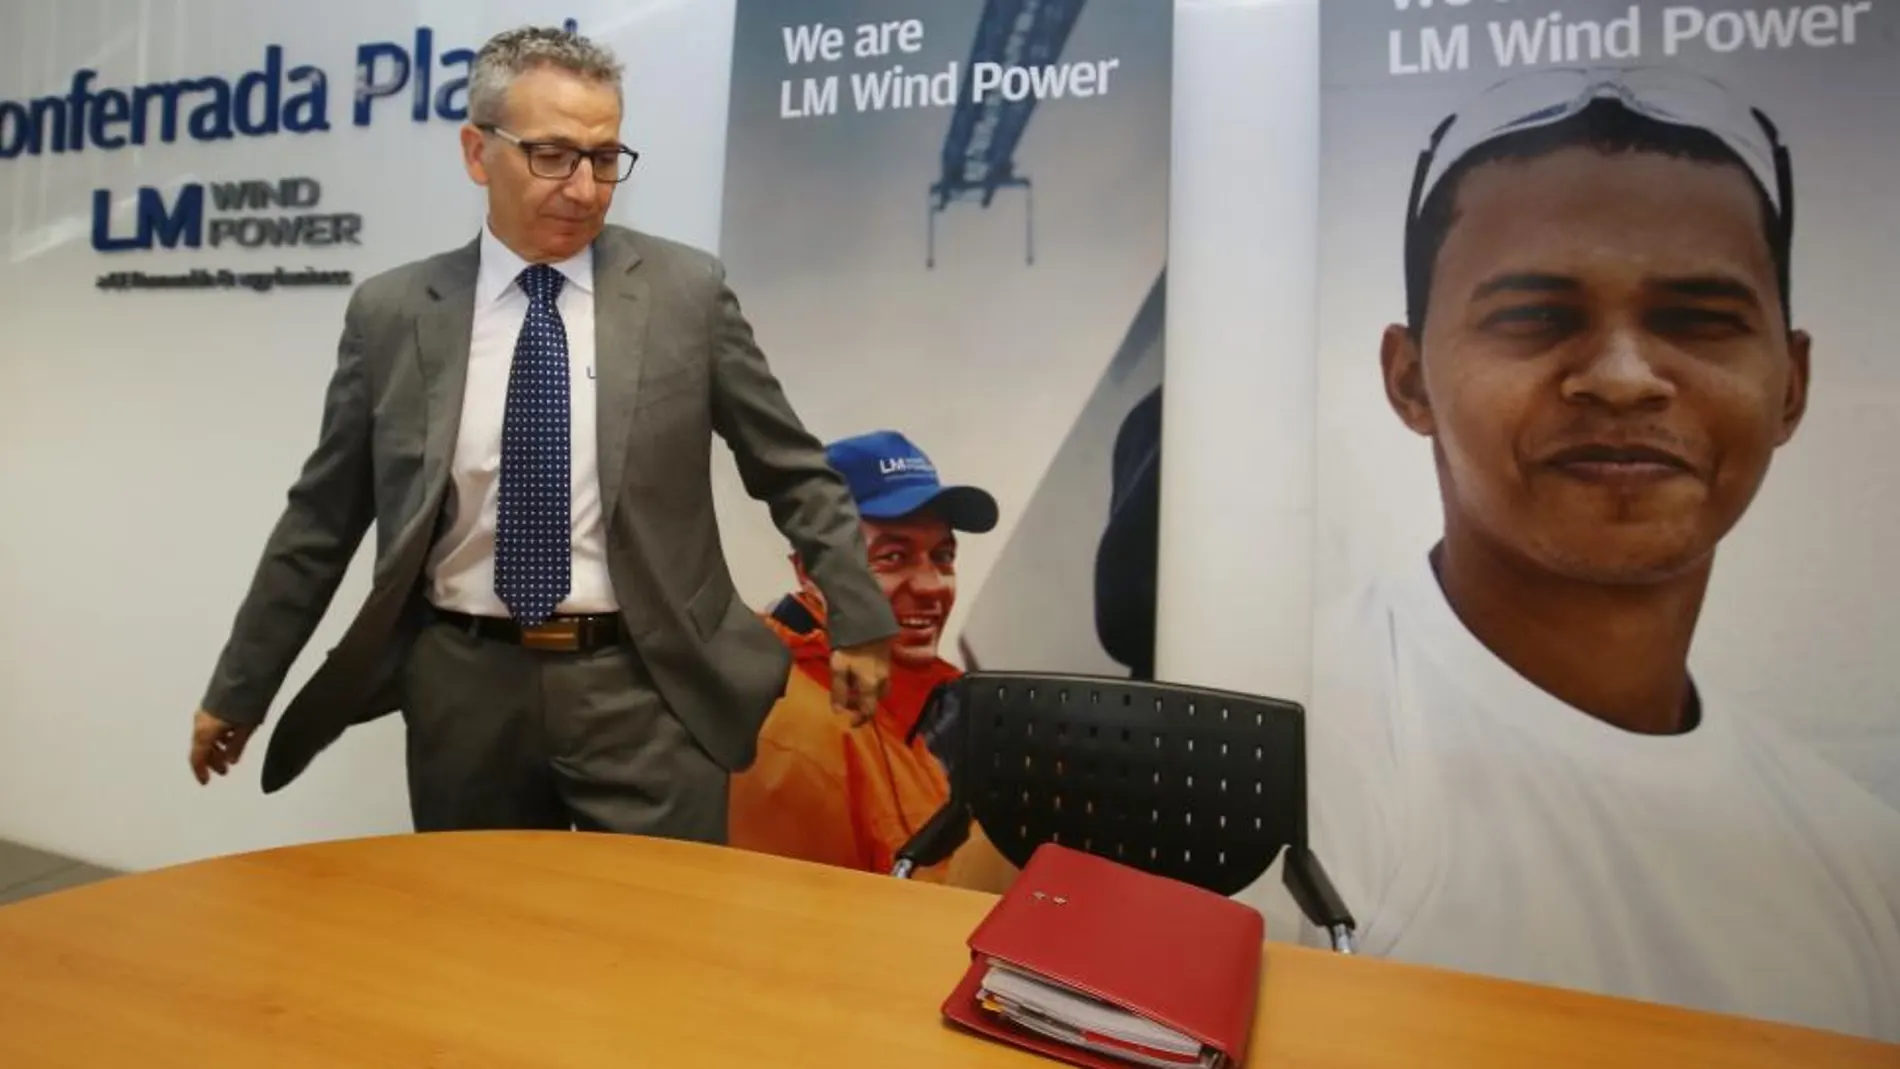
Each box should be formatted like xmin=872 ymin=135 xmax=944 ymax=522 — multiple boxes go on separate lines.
xmin=425 ymin=223 xmax=617 ymax=617
xmin=1290 ymin=552 xmax=1900 ymax=1042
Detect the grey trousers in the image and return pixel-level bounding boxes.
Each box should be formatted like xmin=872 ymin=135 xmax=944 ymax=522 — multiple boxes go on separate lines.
xmin=398 ymin=621 xmax=727 ymax=842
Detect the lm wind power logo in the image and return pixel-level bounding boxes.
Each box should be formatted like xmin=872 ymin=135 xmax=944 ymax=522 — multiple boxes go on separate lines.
xmin=91 ymin=176 xmax=361 ymax=292
xmin=93 ymin=176 xmax=360 ymax=251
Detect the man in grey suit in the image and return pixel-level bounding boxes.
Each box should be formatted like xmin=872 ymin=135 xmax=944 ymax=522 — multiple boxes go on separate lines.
xmin=186 ymin=25 xmax=897 ymax=841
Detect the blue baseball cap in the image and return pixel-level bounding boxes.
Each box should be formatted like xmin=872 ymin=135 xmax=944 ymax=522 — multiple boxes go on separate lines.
xmin=826 ymin=430 xmax=999 ymax=533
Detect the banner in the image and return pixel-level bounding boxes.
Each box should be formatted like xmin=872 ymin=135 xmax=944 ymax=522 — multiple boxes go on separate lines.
xmin=716 ymin=0 xmax=1172 ymax=879
xmin=0 ymin=0 xmax=770 ymax=863
xmin=1309 ymin=0 xmax=1900 ymax=1041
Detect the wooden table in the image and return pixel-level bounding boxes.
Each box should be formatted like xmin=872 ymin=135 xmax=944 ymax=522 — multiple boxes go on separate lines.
xmin=0 ymin=832 xmax=1893 ymax=1068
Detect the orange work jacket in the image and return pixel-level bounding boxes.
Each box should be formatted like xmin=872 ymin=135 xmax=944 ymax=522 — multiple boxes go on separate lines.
xmin=728 ymin=593 xmax=963 ymax=879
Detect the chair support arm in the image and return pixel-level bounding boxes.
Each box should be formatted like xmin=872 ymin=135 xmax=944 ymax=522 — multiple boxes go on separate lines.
xmin=1282 ymin=845 xmax=1356 ymax=953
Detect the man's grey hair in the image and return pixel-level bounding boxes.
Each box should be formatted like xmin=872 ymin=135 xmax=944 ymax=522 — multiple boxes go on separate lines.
xmin=467 ymin=26 xmax=623 ymax=127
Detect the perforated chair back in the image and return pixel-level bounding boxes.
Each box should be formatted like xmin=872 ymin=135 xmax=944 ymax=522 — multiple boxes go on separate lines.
xmin=933 ymin=671 xmax=1309 ymax=897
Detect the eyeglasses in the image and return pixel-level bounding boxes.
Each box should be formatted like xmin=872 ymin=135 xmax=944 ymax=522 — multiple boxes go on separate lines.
xmin=477 ymin=124 xmax=640 ymax=184
xmin=1402 ymin=66 xmax=1794 ymax=317
xmin=1410 ymin=67 xmax=1788 ymax=220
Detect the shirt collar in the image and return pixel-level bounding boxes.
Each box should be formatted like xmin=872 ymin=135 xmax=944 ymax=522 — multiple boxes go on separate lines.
xmin=476 ymin=221 xmax=594 ymax=305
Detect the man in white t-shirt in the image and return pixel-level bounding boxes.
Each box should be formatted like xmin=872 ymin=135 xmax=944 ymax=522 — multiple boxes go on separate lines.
xmin=1300 ymin=69 xmax=1900 ymax=1043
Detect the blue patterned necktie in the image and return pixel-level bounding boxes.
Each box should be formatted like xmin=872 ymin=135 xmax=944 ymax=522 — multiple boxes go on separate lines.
xmin=494 ymin=263 xmax=571 ymax=625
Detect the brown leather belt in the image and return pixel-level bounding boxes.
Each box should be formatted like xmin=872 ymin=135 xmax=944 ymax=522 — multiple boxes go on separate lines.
xmin=432 ymin=608 xmax=625 ymax=653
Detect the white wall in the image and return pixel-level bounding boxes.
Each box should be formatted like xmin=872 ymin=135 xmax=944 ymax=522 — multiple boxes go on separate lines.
xmin=0 ymin=0 xmax=1319 ymax=875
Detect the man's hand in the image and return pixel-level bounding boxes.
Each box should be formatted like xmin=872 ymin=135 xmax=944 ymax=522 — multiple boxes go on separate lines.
xmin=190 ymin=709 xmax=257 ymax=785
xmin=830 ymin=639 xmax=892 ymax=727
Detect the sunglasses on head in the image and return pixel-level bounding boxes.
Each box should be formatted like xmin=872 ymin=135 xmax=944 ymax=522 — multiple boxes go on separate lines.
xmin=1401 ymin=66 xmax=1794 ymax=324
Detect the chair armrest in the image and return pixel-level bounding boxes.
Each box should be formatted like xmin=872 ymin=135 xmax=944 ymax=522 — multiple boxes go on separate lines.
xmin=891 ymin=799 xmax=973 ymax=878
xmin=1281 ymin=845 xmax=1357 ymax=953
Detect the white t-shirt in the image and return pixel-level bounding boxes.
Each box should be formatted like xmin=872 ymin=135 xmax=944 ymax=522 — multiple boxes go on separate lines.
xmin=1296 ymin=553 xmax=1900 ymax=1042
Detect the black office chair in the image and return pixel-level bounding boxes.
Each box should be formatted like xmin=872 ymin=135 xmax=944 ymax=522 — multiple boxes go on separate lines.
xmin=893 ymin=671 xmax=1357 ymax=953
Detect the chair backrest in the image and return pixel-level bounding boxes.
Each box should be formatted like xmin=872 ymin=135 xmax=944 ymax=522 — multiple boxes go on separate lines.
xmin=932 ymin=671 xmax=1310 ymax=897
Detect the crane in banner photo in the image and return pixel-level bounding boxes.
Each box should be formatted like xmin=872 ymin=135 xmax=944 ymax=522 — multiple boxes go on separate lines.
xmin=927 ymin=0 xmax=1087 ymax=268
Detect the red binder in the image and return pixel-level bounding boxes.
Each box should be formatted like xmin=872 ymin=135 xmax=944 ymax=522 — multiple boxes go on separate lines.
xmin=942 ymin=843 xmax=1265 ymax=1068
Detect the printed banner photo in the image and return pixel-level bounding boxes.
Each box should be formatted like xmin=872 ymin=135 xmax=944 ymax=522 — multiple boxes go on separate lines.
xmin=713 ymin=0 xmax=1172 ymax=884
xmin=1304 ymin=0 xmax=1900 ymax=1044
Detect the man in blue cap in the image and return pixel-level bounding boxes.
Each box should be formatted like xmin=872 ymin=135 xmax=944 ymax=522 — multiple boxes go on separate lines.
xmin=728 ymin=431 xmax=998 ymax=878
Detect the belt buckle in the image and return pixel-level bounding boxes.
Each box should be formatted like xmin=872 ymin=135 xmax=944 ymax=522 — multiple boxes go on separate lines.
xmin=519 ymin=618 xmax=582 ymax=652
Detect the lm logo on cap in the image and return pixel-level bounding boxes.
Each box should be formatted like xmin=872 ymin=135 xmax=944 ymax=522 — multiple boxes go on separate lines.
xmin=879 ymin=456 xmax=936 ymax=476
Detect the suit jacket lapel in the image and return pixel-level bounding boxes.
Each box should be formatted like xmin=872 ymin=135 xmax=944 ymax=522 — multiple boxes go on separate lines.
xmin=594 ymin=229 xmax=649 ymax=522
xmin=415 ymin=236 xmax=480 ymax=525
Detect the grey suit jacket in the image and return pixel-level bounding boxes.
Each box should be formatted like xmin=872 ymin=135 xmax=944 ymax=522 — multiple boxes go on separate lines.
xmin=199 ymin=224 xmax=897 ymax=793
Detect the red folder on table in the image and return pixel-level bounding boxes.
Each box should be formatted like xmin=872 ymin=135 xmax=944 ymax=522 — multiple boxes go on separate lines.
xmin=942 ymin=843 xmax=1264 ymax=1068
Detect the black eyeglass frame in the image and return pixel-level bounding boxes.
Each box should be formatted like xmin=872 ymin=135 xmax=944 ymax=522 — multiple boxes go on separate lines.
xmin=476 ymin=123 xmax=641 ymax=184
